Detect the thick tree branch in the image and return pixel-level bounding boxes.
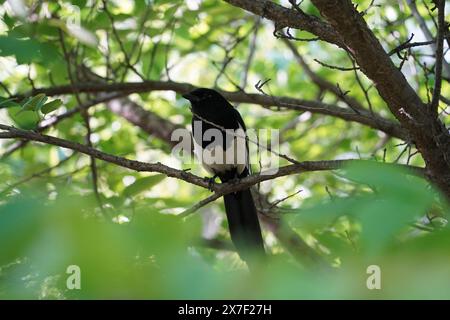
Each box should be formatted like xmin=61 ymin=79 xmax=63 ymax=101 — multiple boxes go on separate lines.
xmin=309 ymin=0 xmax=450 ymax=198
xmin=15 ymin=80 xmax=407 ymax=140
xmin=309 ymin=1 xmax=423 ymax=118
xmin=0 ymin=124 xmax=207 ymax=189
xmin=223 ymin=0 xmax=346 ymax=49
xmin=101 ymin=97 xmax=330 ymax=267
xmin=224 ymin=0 xmax=450 ymax=197
xmin=106 ymin=98 xmax=184 ymax=148
xmin=0 ymin=124 xmax=423 ymax=202
xmin=0 ymin=122 xmax=421 ymax=269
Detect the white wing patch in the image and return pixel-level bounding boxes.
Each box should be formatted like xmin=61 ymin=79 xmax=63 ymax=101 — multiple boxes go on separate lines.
xmin=193 ymin=123 xmax=248 ymax=175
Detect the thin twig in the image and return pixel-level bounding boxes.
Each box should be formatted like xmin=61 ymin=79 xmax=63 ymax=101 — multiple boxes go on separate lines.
xmin=388 ymin=37 xmax=434 ymax=56
xmin=58 ymin=29 xmax=104 ymax=213
xmin=405 ymin=0 xmax=450 ymax=77
xmin=274 ymin=27 xmax=319 ymax=42
xmin=269 ymin=189 xmax=303 ymax=209
xmin=1 ymin=93 xmax=123 ymax=158
xmin=0 ymin=154 xmax=75 ymax=196
xmin=313 ymin=58 xmax=360 ymax=71
xmin=430 ymin=0 xmax=446 ymax=114
xmin=241 ymin=17 xmax=261 ymax=89
xmin=0 ymin=81 xmax=12 ymax=96
xmin=350 ymin=54 xmax=374 ymax=115
xmin=102 ymin=0 xmax=146 ymax=81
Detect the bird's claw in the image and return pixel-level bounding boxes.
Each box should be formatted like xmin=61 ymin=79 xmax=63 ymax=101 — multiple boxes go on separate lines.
xmin=203 ymin=175 xmax=218 ymax=191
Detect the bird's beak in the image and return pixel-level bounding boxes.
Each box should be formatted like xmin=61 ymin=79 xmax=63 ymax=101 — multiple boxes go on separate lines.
xmin=182 ymin=92 xmax=200 ymax=102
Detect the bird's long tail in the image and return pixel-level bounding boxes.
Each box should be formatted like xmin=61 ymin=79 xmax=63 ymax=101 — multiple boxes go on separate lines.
xmin=223 ymin=188 xmax=265 ymax=268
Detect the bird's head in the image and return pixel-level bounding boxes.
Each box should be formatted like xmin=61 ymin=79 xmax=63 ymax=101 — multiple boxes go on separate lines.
xmin=182 ymin=88 xmax=228 ymax=109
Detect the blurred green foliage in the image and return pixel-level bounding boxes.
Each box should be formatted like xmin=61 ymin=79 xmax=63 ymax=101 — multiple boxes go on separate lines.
xmin=0 ymin=162 xmax=448 ymax=299
xmin=0 ymin=0 xmax=449 ymax=299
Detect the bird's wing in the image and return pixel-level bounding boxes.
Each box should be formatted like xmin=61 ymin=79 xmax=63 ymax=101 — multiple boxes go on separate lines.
xmin=231 ymin=107 xmax=250 ymax=175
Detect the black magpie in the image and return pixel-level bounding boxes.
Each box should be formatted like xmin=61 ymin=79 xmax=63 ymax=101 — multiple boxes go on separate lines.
xmin=183 ymin=88 xmax=265 ymax=268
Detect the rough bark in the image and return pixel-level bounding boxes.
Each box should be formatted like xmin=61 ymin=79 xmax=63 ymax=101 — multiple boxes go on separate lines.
xmin=224 ymin=0 xmax=346 ymax=49
xmin=107 ymin=98 xmax=183 ymax=147
xmin=310 ymin=0 xmax=449 ymax=198
xmin=224 ymin=0 xmax=450 ymax=198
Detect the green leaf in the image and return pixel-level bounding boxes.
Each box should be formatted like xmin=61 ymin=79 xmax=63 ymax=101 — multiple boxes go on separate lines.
xmin=8 ymin=24 xmax=34 ymax=39
xmin=0 ymin=36 xmax=41 ymax=64
xmin=37 ymin=43 xmax=61 ymax=64
xmin=41 ymin=99 xmax=63 ymax=114
xmin=0 ymin=97 xmax=20 ymax=109
xmin=19 ymin=93 xmax=47 ymax=114
xmin=2 ymin=13 xmax=16 ymax=29
xmin=8 ymin=105 xmax=40 ymax=129
xmin=0 ymin=35 xmax=61 ymax=65
xmin=123 ymin=175 xmax=166 ymax=197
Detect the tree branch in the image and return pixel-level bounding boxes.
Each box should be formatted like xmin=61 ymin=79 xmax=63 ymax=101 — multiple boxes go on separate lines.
xmin=0 ymin=124 xmax=423 ymax=200
xmin=99 ymin=95 xmax=331 ymax=267
xmin=405 ymin=0 xmax=450 ymax=77
xmin=388 ymin=39 xmax=435 ymax=56
xmin=283 ymin=39 xmax=367 ymax=114
xmin=223 ymin=0 xmax=346 ymax=50
xmin=58 ymin=29 xmax=103 ymax=211
xmin=430 ymin=0 xmax=446 ymax=113
xmin=309 ymin=0 xmax=450 ymax=198
xmin=14 ymin=80 xmax=407 ymax=140
xmin=1 ymin=93 xmax=123 ymax=158
xmin=106 ymin=97 xmax=185 ymax=147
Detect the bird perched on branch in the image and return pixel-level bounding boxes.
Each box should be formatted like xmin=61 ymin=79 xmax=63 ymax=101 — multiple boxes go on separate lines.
xmin=183 ymin=88 xmax=265 ymax=270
